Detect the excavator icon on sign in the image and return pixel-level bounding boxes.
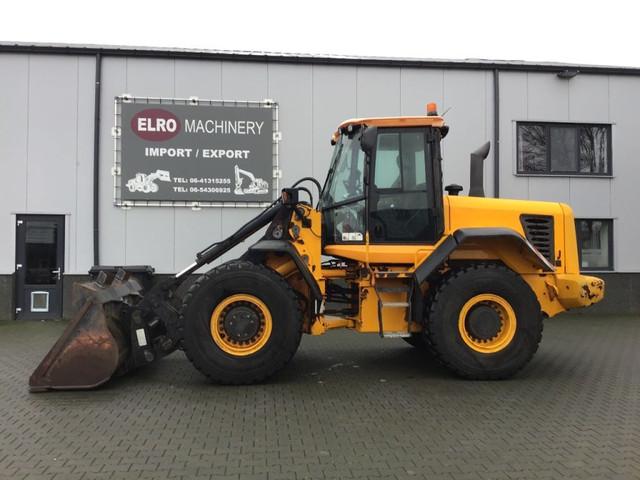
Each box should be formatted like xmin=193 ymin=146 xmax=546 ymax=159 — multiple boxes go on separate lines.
xmin=125 ymin=169 xmax=171 ymax=194
xmin=234 ymin=165 xmax=269 ymax=195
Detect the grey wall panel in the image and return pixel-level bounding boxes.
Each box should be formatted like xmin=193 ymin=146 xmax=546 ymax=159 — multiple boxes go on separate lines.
xmin=311 ymin=65 xmax=357 ymax=180
xmin=569 ymin=179 xmax=612 ymax=218
xmin=98 ymin=57 xmax=127 ymax=267
xmin=70 ymin=56 xmax=96 ymax=274
xmin=173 ymin=59 xmax=224 ymax=272
xmin=267 ymin=64 xmax=313 ymax=188
xmin=568 ymin=75 xmax=609 ymax=122
xmin=174 ymin=59 xmax=222 ymax=100
xmin=400 ymin=68 xmax=444 ymax=116
xmin=526 ymin=73 xmax=570 ymax=121
xmin=26 ymin=56 xmax=78 ymax=214
xmin=221 ymin=61 xmax=268 ymax=100
xmin=528 ymin=177 xmax=571 ymax=204
xmin=498 ymin=73 xmax=529 ymax=200
xmin=608 ymin=76 xmax=640 ymax=272
xmin=356 ymin=67 xmax=400 ymax=118
xmin=0 ymin=54 xmax=29 ymax=273
xmin=123 ymin=58 xmax=176 ymax=272
xmin=441 ymin=70 xmax=490 ymax=194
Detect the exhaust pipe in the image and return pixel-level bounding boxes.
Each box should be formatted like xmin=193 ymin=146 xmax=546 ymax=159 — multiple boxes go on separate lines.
xmin=469 ymin=142 xmax=491 ymax=197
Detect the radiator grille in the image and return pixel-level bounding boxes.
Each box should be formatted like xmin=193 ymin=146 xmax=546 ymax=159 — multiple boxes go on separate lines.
xmin=521 ymin=215 xmax=554 ymax=263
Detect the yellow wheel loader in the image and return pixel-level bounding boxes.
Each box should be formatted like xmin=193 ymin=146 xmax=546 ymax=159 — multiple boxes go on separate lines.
xmin=30 ymin=104 xmax=605 ymax=391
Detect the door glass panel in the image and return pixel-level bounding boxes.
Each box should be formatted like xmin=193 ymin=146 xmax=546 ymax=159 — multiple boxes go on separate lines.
xmin=371 ymin=130 xmax=432 ymax=242
xmin=323 ymin=135 xmax=365 ymax=206
xmin=374 ymin=133 xmax=401 ymax=189
xmin=324 ymin=200 xmax=366 ymax=243
xmin=25 ymin=221 xmax=57 ymax=285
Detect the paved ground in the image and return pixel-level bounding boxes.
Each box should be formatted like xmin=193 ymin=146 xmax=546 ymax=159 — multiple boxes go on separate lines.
xmin=1 ymin=315 xmax=639 ymax=480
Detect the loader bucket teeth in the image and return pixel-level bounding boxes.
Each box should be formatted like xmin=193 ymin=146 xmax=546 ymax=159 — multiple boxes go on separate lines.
xmin=29 ymin=277 xmax=143 ymax=392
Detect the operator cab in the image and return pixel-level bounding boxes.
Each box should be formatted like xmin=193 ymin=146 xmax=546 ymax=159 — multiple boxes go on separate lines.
xmin=319 ymin=107 xmax=447 ymax=252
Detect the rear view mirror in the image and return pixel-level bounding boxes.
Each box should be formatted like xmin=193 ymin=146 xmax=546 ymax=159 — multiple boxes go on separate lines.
xmin=360 ymin=126 xmax=377 ymax=157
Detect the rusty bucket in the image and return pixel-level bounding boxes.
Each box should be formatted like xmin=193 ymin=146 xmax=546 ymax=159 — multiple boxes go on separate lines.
xmin=29 ymin=276 xmax=143 ymax=392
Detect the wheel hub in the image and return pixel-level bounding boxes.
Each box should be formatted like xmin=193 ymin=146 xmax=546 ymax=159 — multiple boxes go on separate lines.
xmin=223 ymin=305 xmax=261 ymax=342
xmin=465 ymin=304 xmax=502 ymax=341
xmin=457 ymin=294 xmax=517 ymax=354
xmin=210 ymin=294 xmax=273 ymax=357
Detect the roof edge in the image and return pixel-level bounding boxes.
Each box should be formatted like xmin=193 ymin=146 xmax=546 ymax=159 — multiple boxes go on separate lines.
xmin=2 ymin=41 xmax=640 ymax=75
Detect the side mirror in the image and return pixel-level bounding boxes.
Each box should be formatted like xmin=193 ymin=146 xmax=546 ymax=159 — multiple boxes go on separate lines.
xmin=360 ymin=126 xmax=377 ymax=157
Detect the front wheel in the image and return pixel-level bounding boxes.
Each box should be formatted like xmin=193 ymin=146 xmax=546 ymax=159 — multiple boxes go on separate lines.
xmin=180 ymin=261 xmax=303 ymax=384
xmin=425 ymin=264 xmax=543 ymax=380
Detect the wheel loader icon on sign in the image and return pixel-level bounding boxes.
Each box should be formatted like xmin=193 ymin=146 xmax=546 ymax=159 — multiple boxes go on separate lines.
xmin=234 ymin=165 xmax=269 ymax=195
xmin=125 ymin=169 xmax=171 ymax=193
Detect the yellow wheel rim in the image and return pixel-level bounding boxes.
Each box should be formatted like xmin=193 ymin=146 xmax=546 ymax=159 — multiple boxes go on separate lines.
xmin=458 ymin=294 xmax=517 ymax=354
xmin=210 ymin=294 xmax=273 ymax=357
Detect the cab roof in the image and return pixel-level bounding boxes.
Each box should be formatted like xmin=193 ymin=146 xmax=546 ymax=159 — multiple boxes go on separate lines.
xmin=332 ymin=115 xmax=446 ymax=142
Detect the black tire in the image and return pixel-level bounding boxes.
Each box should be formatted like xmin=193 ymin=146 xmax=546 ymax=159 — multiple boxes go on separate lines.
xmin=180 ymin=260 xmax=303 ymax=384
xmin=425 ymin=263 xmax=543 ymax=380
xmin=403 ymin=333 xmax=429 ymax=349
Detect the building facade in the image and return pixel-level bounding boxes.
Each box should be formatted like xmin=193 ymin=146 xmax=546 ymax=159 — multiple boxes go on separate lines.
xmin=1 ymin=43 xmax=639 ymax=319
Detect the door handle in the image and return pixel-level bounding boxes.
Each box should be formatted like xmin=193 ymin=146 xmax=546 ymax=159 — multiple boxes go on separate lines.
xmin=52 ymin=268 xmax=62 ymax=281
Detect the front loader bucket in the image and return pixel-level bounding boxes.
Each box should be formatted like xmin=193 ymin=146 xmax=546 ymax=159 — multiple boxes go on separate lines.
xmin=29 ymin=276 xmax=143 ymax=392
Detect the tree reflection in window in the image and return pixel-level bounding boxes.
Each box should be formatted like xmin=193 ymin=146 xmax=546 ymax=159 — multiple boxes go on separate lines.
xmin=579 ymin=126 xmax=609 ymax=174
xmin=518 ymin=125 xmax=546 ymax=172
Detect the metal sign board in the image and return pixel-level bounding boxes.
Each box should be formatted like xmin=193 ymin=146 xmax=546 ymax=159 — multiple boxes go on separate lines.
xmin=113 ymin=97 xmax=279 ymax=207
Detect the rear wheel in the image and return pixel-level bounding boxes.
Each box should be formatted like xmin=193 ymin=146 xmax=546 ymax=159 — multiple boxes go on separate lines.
xmin=180 ymin=260 xmax=302 ymax=384
xmin=425 ymin=264 xmax=543 ymax=380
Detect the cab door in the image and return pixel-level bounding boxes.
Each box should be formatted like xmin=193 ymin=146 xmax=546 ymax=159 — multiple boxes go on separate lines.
xmin=368 ymin=128 xmax=442 ymax=244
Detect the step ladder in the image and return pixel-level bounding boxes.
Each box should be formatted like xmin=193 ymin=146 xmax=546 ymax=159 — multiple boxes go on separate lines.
xmin=374 ymin=284 xmax=413 ymax=338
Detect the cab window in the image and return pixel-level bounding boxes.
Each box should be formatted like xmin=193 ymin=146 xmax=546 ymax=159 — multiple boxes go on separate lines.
xmin=320 ymin=134 xmax=366 ymax=244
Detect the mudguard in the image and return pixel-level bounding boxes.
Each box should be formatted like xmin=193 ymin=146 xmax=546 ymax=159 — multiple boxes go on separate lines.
xmin=414 ymin=227 xmax=555 ymax=284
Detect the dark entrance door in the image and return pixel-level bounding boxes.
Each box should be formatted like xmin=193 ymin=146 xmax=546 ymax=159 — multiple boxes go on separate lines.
xmin=15 ymin=215 xmax=65 ymax=320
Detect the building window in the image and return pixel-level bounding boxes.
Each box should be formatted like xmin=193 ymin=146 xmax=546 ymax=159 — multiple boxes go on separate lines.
xmin=575 ymin=219 xmax=613 ymax=271
xmin=517 ymin=123 xmax=611 ymax=175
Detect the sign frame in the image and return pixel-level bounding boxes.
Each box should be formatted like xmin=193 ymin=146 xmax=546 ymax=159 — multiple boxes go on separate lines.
xmin=112 ymin=95 xmax=280 ymax=208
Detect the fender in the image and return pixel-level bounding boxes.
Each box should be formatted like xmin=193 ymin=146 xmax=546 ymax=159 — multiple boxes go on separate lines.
xmin=414 ymin=227 xmax=555 ymax=284
xmin=246 ymin=239 xmax=323 ymax=307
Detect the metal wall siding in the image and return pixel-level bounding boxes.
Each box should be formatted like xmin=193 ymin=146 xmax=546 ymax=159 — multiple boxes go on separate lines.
xmin=26 ymin=56 xmax=78 ymax=214
xmin=72 ymin=56 xmax=97 ymax=274
xmin=0 ymin=54 xmax=29 ymax=273
xmin=497 ymin=72 xmax=528 ymax=200
xmin=608 ymin=76 xmax=640 ymax=272
xmin=440 ymin=70 xmax=490 ymax=194
xmin=355 ymin=67 xmax=401 ymax=118
xmin=267 ymin=63 xmax=313 ymax=190
xmin=98 ymin=57 xmax=127 ymax=267
xmin=310 ymin=65 xmax=357 ymax=180
xmin=1 ymin=52 xmax=638 ymax=274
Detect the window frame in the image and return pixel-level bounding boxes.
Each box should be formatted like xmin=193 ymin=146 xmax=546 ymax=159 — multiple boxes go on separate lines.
xmin=575 ymin=218 xmax=614 ymax=272
xmin=516 ymin=121 xmax=612 ymax=176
